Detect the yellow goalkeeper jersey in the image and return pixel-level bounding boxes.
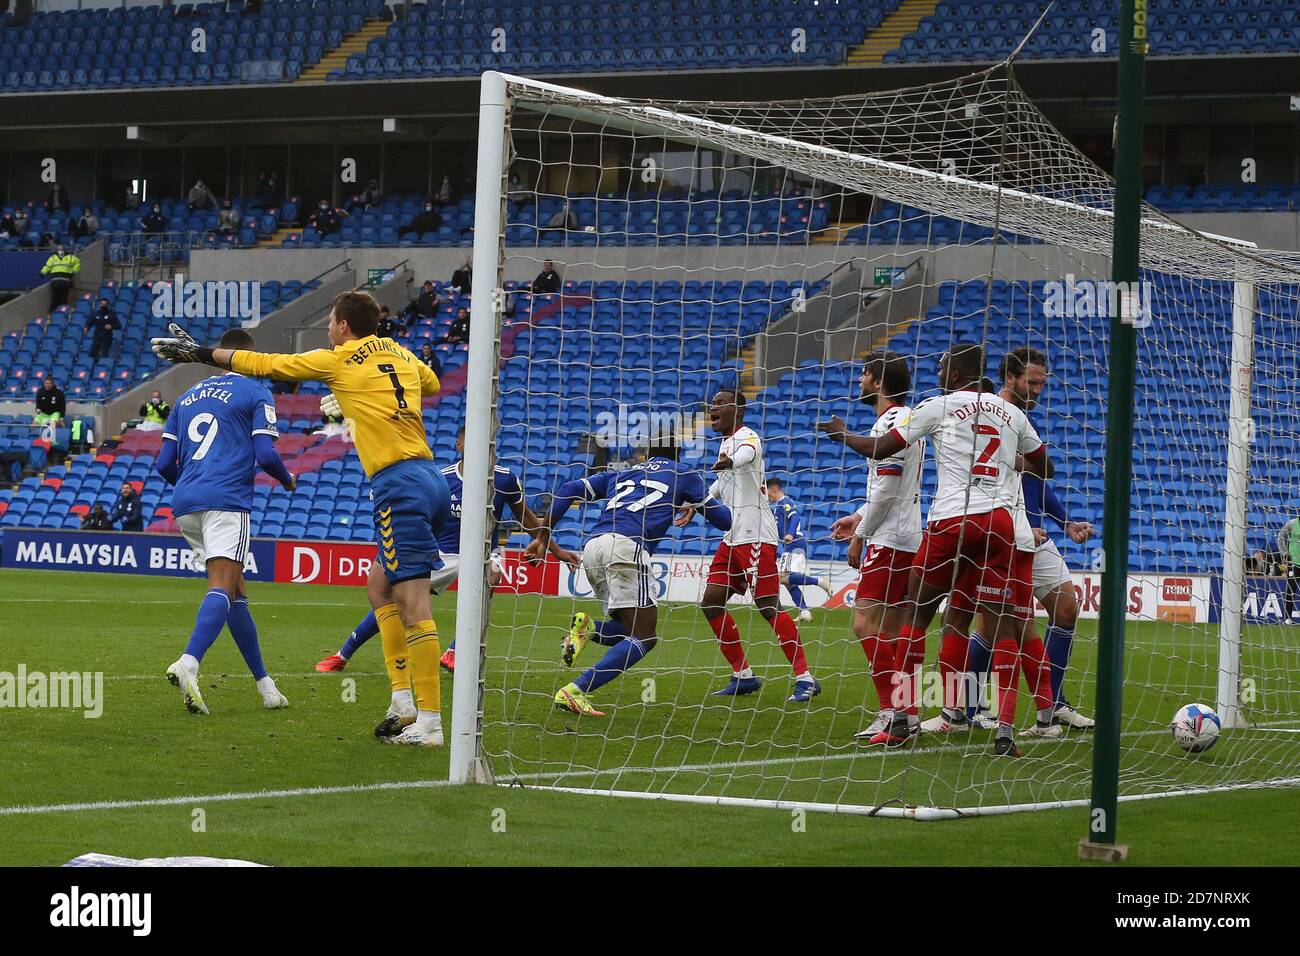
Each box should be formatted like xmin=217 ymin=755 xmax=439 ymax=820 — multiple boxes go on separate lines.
xmin=231 ymin=336 xmax=439 ymax=478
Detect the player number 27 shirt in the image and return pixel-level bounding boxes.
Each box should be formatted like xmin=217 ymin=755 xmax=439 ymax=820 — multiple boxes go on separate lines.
xmin=891 ymin=389 xmax=1043 ymax=524
xmin=709 ymin=426 xmax=778 ymax=546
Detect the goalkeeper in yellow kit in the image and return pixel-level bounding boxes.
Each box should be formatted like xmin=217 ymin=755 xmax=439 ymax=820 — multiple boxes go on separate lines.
xmin=152 ymin=290 xmax=452 ymax=747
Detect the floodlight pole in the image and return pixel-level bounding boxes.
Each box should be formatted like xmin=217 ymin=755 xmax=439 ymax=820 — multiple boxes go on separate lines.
xmin=1080 ymin=0 xmax=1146 ymax=863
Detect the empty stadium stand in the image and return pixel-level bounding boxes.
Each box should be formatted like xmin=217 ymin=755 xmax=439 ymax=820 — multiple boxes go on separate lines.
xmin=328 ymin=0 xmax=894 ymax=82
xmin=0 ymin=0 xmax=385 ymax=93
xmin=886 ymin=0 xmax=1300 ymax=64
xmin=1 ymin=0 xmax=1296 ymax=95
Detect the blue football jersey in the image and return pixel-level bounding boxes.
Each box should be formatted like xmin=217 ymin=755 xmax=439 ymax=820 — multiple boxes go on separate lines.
xmin=771 ymin=495 xmax=807 ymax=551
xmin=437 ymin=461 xmax=525 ymax=553
xmin=163 ymin=373 xmax=279 ymax=517
xmin=584 ymin=458 xmax=710 ymax=554
xmin=1021 ymin=414 xmax=1068 ymax=532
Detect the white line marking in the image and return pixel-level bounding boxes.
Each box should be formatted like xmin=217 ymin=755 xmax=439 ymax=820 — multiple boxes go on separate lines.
xmin=12 ymin=721 xmax=1298 ymax=818
xmin=495 ymin=716 xmax=1300 ymax=783
xmin=536 ymin=776 xmax=1300 ymax=820
xmin=0 ymin=780 xmax=455 ymax=817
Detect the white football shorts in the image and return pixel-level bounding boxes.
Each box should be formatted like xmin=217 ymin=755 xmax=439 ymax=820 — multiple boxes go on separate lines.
xmin=582 ymin=532 xmax=656 ymax=614
xmin=177 ymin=510 xmax=251 ymax=565
xmin=430 ymin=549 xmax=506 ymax=594
xmin=1033 ymin=537 xmax=1074 ymax=600
xmin=779 ymin=548 xmax=808 ymax=576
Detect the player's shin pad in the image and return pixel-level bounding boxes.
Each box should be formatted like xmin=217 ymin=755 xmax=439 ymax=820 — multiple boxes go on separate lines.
xmin=406 ymin=621 xmax=441 ymax=713
xmin=377 ymin=604 xmax=411 ymax=693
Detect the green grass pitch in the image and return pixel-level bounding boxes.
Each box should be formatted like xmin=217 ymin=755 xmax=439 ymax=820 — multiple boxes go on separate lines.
xmin=1 ymin=567 xmax=1295 ymax=866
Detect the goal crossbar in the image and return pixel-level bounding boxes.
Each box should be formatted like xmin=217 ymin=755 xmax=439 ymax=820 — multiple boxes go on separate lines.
xmin=488 ymin=69 xmax=1300 ymax=286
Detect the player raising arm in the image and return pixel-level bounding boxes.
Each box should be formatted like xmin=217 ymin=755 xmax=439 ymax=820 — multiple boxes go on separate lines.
xmin=154 ymin=290 xmax=452 ymax=748
xmin=157 ymin=328 xmax=295 ymax=716
xmin=688 ymin=388 xmax=820 ymax=702
xmin=528 ymin=432 xmax=732 ymax=716
xmin=818 ymin=343 xmax=1048 ymax=756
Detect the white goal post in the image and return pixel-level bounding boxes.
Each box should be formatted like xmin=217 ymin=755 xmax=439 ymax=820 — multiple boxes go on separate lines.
xmin=449 ymin=66 xmax=1296 ymax=812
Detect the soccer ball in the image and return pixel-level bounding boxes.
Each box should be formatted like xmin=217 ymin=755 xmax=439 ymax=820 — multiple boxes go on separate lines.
xmin=1171 ymin=703 xmax=1221 ymax=753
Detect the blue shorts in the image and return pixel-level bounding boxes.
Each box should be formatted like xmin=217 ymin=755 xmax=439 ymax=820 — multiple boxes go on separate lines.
xmin=371 ymin=458 xmax=451 ymax=585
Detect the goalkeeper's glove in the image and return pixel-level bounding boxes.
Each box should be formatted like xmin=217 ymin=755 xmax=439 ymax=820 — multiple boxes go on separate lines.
xmin=320 ymin=393 xmax=342 ymax=418
xmin=151 ymin=323 xmax=210 ymax=364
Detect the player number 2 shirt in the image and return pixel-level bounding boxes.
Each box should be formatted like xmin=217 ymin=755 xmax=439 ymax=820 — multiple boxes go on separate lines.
xmin=891 ymin=389 xmax=1043 ymax=524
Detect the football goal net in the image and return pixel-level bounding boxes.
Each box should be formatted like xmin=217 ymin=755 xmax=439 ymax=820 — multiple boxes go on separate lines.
xmin=448 ymin=65 xmax=1300 ymax=818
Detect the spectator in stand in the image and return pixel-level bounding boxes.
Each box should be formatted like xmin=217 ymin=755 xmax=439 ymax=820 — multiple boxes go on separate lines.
xmin=442 ymin=307 xmax=471 ymax=345
xmin=435 ymin=174 xmax=454 ymax=205
xmin=450 ymin=259 xmax=472 ymax=294
xmin=376 ymin=305 xmax=404 ymax=340
xmin=187 ymin=178 xmax=218 ymax=212
xmin=41 ymin=243 xmax=80 ymax=308
xmin=7 ymin=208 xmax=32 ymax=247
xmin=81 ymin=503 xmax=114 ymax=531
xmin=88 ymin=297 xmax=121 ymax=360
xmin=251 ymin=171 xmax=283 ymax=211
xmin=110 ymin=482 xmax=143 ymax=531
xmin=413 ymin=278 xmax=439 ymax=316
xmin=139 ymin=390 xmax=171 ymax=431
xmin=399 ymin=199 xmax=443 ymax=237
xmin=531 ymin=259 xmax=561 ymax=294
xmin=0 ymin=209 xmax=20 ymax=239
xmin=217 ymin=198 xmax=240 ymax=237
xmin=139 ymin=202 xmax=166 ymax=236
xmin=417 ymin=342 xmax=443 ymax=377
xmin=45 ymin=181 xmax=70 ymax=215
xmin=72 ymin=206 xmax=99 ymax=240
xmin=34 ymin=376 xmax=66 ymax=426
xmin=542 ymin=200 xmax=578 ymax=233
xmin=350 ymin=179 xmax=382 ymax=212
xmin=506 ymin=171 xmax=531 ymax=204
xmin=310 ymin=199 xmax=344 ymax=236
